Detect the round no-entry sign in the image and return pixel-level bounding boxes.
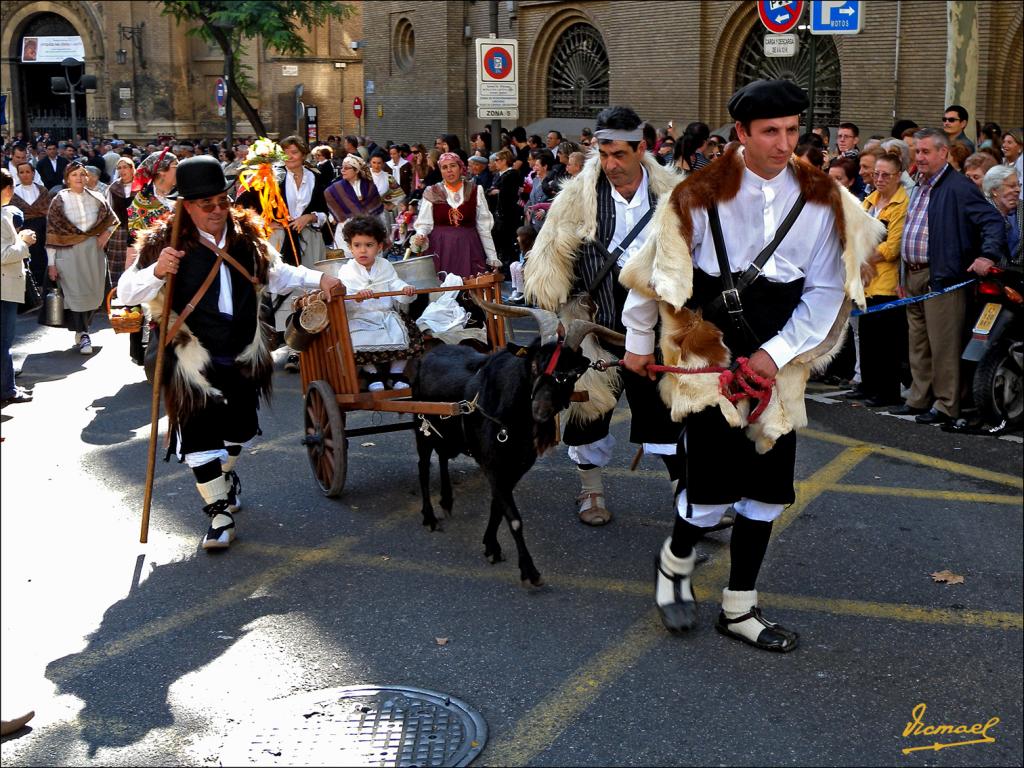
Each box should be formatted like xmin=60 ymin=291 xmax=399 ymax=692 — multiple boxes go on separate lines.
xmin=214 ymin=77 xmax=227 ymax=107
xmin=758 ymin=0 xmax=804 ymax=34
xmin=353 ymin=96 xmax=363 ymax=118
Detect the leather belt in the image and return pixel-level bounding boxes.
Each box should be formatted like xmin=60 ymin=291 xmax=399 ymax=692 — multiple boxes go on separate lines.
xmin=904 ymin=262 xmax=929 ymax=272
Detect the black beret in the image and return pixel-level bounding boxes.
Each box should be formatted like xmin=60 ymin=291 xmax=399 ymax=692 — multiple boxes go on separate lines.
xmin=728 ymin=79 xmax=809 ymax=122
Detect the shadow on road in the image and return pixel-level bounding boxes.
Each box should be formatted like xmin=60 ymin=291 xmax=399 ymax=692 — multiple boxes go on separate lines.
xmin=80 ymin=382 xmax=154 ymax=446
xmin=43 ymin=555 xmax=281 ymax=758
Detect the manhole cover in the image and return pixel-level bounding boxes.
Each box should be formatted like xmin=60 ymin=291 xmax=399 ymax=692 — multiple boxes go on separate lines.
xmin=220 ymin=685 xmax=487 ymax=767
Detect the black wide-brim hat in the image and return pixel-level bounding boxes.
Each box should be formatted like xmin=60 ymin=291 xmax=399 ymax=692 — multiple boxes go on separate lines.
xmin=728 ymin=79 xmax=809 ymax=123
xmin=174 ymin=155 xmax=232 ymax=200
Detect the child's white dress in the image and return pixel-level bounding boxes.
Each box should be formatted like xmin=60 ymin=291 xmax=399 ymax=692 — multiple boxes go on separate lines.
xmin=339 ymin=257 xmax=415 ymax=352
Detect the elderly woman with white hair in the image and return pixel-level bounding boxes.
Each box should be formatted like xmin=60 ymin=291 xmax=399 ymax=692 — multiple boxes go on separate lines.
xmin=983 ymin=165 xmax=1021 ymax=265
xmin=880 ymin=138 xmax=915 ymax=193
xmin=324 ymin=154 xmax=385 ymax=254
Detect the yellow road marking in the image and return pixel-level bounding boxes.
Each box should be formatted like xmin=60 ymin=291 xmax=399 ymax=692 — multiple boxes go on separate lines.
xmin=486 ymin=446 xmax=868 ymax=765
xmin=485 ymin=610 xmax=664 ymax=765
xmin=48 ymin=537 xmax=356 ymax=683
xmin=760 ymin=592 xmax=1024 ymax=631
xmin=802 ymin=428 xmax=1022 ymax=488
xmin=822 ymin=483 xmax=1023 ymax=506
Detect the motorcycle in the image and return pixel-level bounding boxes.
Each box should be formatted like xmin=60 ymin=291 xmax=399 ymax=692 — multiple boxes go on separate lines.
xmin=961 ymin=266 xmax=1023 ymax=428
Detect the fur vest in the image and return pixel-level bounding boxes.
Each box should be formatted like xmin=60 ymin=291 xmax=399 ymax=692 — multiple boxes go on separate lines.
xmin=524 ymin=152 xmax=681 ymax=425
xmin=620 ymin=144 xmax=885 ymax=452
xmin=135 ymin=208 xmax=276 ymax=431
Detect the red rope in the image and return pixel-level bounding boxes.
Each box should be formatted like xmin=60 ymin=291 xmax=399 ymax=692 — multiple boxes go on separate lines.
xmin=615 ymin=357 xmax=776 ymax=424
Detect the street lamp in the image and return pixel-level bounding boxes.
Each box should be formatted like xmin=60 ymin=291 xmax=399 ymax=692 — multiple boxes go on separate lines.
xmin=118 ymin=22 xmax=146 ymax=69
xmin=50 ymin=58 xmax=97 ymax=140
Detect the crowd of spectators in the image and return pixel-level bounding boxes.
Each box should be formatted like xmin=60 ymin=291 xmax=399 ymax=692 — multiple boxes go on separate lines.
xmin=2 ymin=104 xmax=1021 ymax=431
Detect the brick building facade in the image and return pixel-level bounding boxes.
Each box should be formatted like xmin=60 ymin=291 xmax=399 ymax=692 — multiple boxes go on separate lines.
xmin=1 ymin=0 xmax=365 ymax=142
xmin=361 ymin=0 xmax=1023 ymax=146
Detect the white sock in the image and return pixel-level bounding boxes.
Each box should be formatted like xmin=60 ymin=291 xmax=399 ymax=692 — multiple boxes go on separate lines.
xmin=656 ymin=537 xmax=695 ymax=607
xmin=577 ymin=467 xmax=604 ymax=510
xmin=720 ymin=588 xmax=765 ymax=643
xmin=389 ymin=359 xmax=406 ymax=374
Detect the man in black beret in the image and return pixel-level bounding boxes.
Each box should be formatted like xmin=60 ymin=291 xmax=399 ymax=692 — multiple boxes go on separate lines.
xmin=621 ymin=79 xmax=884 ymax=651
xmin=116 ymin=156 xmax=341 ymax=551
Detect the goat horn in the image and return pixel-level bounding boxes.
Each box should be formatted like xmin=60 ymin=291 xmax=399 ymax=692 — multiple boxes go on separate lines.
xmin=563 ymin=319 xmax=626 ymax=351
xmin=470 ymin=294 xmax=561 ymax=343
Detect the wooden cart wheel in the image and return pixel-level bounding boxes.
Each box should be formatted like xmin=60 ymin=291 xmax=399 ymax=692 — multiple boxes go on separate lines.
xmin=303 ymin=380 xmax=347 ymax=497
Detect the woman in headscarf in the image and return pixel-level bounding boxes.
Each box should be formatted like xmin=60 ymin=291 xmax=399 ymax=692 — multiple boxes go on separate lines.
xmin=8 ymin=160 xmax=52 ymax=287
xmin=325 ymin=154 xmax=385 ymax=254
xmin=45 ymin=161 xmax=118 ymax=355
xmin=410 ymin=151 xmax=500 ymax=278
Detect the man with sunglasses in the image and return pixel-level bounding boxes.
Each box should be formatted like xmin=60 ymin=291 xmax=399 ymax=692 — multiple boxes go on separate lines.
xmin=942 ymin=105 xmax=975 ymax=153
xmin=117 ymin=156 xmax=341 ymax=551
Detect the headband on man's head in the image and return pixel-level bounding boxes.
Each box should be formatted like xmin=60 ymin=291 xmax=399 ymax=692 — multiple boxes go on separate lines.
xmin=593 ymin=125 xmax=646 ymax=142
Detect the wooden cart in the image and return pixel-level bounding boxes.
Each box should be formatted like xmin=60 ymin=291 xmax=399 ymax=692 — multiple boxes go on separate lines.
xmin=298 ymin=272 xmax=508 ymax=497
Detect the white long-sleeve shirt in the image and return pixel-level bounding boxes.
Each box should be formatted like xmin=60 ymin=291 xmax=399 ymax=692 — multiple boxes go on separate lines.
xmin=414 ymin=182 xmax=500 ymax=265
xmin=117 ymin=225 xmax=323 ymax=313
xmin=623 ymin=155 xmax=845 ymax=369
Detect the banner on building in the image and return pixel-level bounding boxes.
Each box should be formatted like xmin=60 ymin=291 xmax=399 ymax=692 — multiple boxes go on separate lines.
xmin=21 ymin=36 xmax=85 ymax=63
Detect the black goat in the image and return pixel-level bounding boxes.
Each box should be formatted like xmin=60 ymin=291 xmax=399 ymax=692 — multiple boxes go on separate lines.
xmin=412 ymin=318 xmax=618 ymax=586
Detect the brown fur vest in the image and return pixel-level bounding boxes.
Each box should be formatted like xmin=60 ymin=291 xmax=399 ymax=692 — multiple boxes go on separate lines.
xmin=136 ymin=208 xmax=278 ymax=433
xmin=620 ymin=144 xmax=885 ymax=452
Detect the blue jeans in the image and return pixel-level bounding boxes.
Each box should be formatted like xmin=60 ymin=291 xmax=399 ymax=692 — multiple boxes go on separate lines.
xmin=1 ymin=299 xmax=17 ymax=398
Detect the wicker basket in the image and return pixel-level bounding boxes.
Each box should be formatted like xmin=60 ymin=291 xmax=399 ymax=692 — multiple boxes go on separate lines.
xmin=106 ymin=288 xmax=144 ymax=334
xmin=299 ymin=293 xmax=329 ymax=334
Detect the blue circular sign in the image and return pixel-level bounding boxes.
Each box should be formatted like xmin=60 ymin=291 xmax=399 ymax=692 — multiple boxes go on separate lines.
xmin=215 ymin=78 xmax=227 ymax=107
xmin=758 ymin=0 xmax=804 ymax=34
xmin=483 ymin=47 xmax=512 ymax=80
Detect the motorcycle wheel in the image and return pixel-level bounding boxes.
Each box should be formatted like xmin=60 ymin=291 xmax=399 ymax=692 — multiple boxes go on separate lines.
xmin=973 ymin=340 xmax=1023 ymax=427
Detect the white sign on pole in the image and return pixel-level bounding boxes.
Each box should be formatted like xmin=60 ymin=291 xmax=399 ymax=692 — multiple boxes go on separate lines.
xmin=476 ymin=38 xmax=518 ymax=116
xmin=810 ymin=0 xmax=863 ymax=35
xmin=20 ymin=36 xmax=85 ymax=63
xmin=763 ymin=34 xmax=799 ymax=57
xmin=119 ymin=87 xmax=132 ymax=100
xmin=477 ymin=107 xmax=519 ymax=120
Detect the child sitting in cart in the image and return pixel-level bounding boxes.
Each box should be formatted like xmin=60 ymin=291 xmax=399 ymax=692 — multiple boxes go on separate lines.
xmin=339 ymin=216 xmax=423 ymax=391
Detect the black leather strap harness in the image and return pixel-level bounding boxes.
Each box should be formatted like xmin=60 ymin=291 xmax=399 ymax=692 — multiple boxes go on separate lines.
xmin=705 ymin=195 xmax=806 ymax=346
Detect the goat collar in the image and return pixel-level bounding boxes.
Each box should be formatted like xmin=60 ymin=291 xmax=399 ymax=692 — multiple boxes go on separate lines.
xmin=543 ymin=342 xmax=563 ymax=376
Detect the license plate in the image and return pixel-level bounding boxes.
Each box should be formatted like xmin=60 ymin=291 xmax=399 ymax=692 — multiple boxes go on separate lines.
xmin=973 ymin=303 xmax=1001 ymax=334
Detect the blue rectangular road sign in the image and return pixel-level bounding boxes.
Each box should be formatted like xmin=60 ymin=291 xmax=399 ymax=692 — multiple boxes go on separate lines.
xmin=810 ymin=0 xmax=862 ymax=35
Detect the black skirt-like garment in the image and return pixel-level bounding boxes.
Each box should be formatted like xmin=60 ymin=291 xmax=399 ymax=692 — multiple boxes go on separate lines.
xmin=176 ymin=362 xmax=261 ymax=457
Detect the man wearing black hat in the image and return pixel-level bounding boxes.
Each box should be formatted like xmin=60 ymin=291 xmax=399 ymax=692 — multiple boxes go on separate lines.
xmin=117 ymin=156 xmax=341 ymax=550
xmin=621 ymin=80 xmax=883 ymax=651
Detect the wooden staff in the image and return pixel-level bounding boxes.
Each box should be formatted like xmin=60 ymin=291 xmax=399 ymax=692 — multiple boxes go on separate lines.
xmin=140 ymin=200 xmax=184 ymax=544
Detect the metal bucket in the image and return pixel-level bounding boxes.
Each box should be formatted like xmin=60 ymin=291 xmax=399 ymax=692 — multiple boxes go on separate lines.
xmin=312 ymin=254 xmax=443 ymax=300
xmin=283 ymin=312 xmax=315 ymax=352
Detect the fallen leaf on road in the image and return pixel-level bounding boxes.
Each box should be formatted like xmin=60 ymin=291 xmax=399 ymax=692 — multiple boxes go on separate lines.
xmin=435 ymin=637 xmax=449 ymax=646
xmin=930 ymin=569 xmax=965 ymax=585
xmin=361 ymin=441 xmax=376 ymax=447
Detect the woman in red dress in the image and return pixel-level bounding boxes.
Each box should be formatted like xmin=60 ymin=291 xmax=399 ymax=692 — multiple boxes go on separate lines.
xmin=410 ymin=152 xmax=500 ymax=278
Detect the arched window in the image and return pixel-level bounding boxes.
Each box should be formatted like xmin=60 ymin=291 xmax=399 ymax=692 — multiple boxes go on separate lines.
xmin=734 ymin=27 xmax=841 ymax=127
xmin=547 ymin=23 xmax=609 ymax=119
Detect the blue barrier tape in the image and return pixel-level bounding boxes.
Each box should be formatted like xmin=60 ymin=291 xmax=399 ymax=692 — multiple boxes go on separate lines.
xmin=851 ymin=279 xmax=975 ymax=316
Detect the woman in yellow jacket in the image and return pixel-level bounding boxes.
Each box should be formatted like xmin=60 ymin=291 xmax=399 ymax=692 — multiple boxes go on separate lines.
xmin=858 ymin=151 xmax=909 ymax=407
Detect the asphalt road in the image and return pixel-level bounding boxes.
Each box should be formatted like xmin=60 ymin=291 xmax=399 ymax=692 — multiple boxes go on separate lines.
xmin=1 ymin=311 xmax=1021 ymax=767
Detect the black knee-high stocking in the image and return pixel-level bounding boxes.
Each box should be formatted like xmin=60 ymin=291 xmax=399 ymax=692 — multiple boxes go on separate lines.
xmin=728 ymin=514 xmax=774 ymax=591
xmin=192 ymin=460 xmax=222 ymax=484
xmin=669 ymin=512 xmax=704 ymax=559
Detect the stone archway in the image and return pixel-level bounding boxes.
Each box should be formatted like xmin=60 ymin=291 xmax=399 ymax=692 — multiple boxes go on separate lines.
xmin=524 ymin=5 xmax=609 ymax=124
xmin=1 ymin=0 xmax=107 ymax=137
xmin=705 ymin=2 xmax=763 ymax=126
